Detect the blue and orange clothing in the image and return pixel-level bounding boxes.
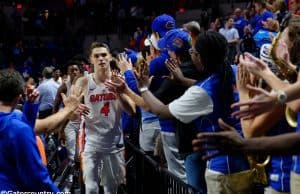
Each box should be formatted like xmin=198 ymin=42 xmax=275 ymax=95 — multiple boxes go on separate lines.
xmin=36 ymin=136 xmax=47 ymax=165
xmin=0 ymin=110 xmax=58 ymax=191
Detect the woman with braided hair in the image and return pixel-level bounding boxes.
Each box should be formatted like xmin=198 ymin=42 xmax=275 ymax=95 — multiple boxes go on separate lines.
xmin=132 ymin=31 xmax=252 ymax=194
xmin=216 ymin=12 xmax=300 ymax=194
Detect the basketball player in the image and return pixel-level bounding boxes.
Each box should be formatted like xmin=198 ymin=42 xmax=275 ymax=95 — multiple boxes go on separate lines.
xmin=72 ymin=42 xmax=135 ymax=194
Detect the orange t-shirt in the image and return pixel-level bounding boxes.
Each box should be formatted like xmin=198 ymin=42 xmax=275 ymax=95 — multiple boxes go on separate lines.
xmin=36 ymin=136 xmax=47 ymax=165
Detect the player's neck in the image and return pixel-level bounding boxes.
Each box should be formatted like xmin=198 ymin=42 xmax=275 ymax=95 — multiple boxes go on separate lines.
xmin=93 ymin=69 xmax=110 ymax=84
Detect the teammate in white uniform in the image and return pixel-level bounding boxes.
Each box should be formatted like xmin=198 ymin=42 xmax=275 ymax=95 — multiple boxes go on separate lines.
xmin=73 ymin=42 xmax=135 ymax=194
xmin=53 ymin=62 xmax=81 ymax=161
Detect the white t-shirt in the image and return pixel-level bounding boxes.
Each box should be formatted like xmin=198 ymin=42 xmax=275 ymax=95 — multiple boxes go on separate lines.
xmin=168 ymin=86 xmax=213 ymax=124
xmin=219 ymin=27 xmax=239 ymax=42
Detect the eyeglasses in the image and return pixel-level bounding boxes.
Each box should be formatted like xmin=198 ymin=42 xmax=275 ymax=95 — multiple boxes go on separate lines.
xmin=93 ymin=53 xmax=107 ymax=58
xmin=188 ymin=48 xmax=199 ymax=55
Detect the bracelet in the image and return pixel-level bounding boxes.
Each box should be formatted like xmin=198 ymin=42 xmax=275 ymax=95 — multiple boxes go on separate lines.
xmin=139 ymin=86 xmax=148 ymax=93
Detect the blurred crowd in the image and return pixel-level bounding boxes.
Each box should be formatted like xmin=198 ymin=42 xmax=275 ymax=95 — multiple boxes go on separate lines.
xmin=3 ymin=0 xmax=300 ymax=194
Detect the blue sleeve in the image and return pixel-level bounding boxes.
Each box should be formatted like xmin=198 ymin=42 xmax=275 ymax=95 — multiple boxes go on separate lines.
xmin=148 ymin=55 xmax=170 ymax=92
xmin=121 ymin=108 xmax=141 ymax=134
xmin=149 ymin=56 xmax=169 ymax=77
xmin=241 ymin=19 xmax=247 ymax=30
xmin=251 ymin=14 xmax=259 ymax=28
xmin=12 ymin=121 xmax=59 ymax=192
xmin=124 ymin=70 xmax=140 ymax=94
xmin=22 ymin=101 xmax=39 ymax=128
xmin=252 ymin=14 xmax=263 ymax=35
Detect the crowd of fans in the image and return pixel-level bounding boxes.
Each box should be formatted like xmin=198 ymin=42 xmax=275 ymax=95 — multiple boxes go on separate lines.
xmin=0 ymin=0 xmax=222 ymax=84
xmin=3 ymin=0 xmax=300 ymax=194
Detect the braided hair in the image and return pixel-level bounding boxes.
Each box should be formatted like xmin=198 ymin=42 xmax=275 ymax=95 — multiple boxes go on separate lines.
xmin=195 ymin=31 xmax=235 ymax=115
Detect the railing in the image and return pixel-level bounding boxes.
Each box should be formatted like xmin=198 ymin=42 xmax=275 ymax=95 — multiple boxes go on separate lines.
xmin=125 ymin=139 xmax=196 ymax=194
xmin=45 ymin=136 xmax=196 ymax=194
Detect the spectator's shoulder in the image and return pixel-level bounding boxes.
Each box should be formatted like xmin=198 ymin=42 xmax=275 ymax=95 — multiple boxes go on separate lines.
xmin=265 ymin=11 xmax=274 ymax=18
xmin=6 ymin=117 xmax=32 ymax=138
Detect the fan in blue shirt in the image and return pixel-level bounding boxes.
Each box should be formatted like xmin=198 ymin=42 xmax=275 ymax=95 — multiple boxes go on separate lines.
xmin=0 ymin=70 xmax=59 ymax=192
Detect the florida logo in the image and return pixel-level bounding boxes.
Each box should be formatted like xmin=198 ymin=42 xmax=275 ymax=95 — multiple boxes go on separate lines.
xmin=165 ymin=21 xmax=175 ymax=29
xmin=172 ymin=38 xmax=184 ymax=49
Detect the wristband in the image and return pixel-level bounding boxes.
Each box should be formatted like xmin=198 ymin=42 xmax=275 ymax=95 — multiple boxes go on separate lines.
xmin=139 ymin=86 xmax=148 ymax=93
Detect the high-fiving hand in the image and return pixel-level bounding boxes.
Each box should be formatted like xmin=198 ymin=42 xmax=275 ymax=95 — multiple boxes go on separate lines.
xmin=192 ymin=119 xmax=245 ymax=160
xmin=231 ymin=85 xmax=277 ymax=119
xmin=105 ymin=71 xmax=128 ymax=94
xmin=134 ymin=60 xmax=153 ymax=89
xmin=163 ymin=58 xmax=185 ymax=83
xmin=118 ymin=53 xmax=133 ymax=73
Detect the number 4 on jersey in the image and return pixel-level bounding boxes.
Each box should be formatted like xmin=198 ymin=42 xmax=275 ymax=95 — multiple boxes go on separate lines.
xmin=100 ymin=102 xmax=110 ymax=116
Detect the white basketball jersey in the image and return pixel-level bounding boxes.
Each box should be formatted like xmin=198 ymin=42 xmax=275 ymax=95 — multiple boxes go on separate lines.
xmin=83 ymin=74 xmax=122 ymax=153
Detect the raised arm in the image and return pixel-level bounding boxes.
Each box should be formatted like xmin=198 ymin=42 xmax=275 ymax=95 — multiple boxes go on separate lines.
xmin=240 ymin=52 xmax=300 ymax=112
xmin=192 ymin=119 xmax=300 ymax=160
xmin=134 ymin=62 xmax=213 ymax=121
xmin=124 ymin=85 xmax=150 ymax=111
xmin=236 ymin=64 xmax=284 ymax=137
xmin=35 ymin=76 xmax=88 ymax=134
xmin=105 ymin=74 xmax=150 ymax=111
xmin=118 ymin=93 xmax=136 ymax=115
xmin=133 ymin=63 xmax=173 ymax=118
xmin=53 ymin=82 xmax=67 ymax=113
xmin=35 ymin=93 xmax=85 ymax=134
xmin=71 ymin=76 xmax=88 ymax=98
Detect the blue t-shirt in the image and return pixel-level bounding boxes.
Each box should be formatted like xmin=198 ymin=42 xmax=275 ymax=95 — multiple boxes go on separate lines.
xmin=149 ymin=49 xmax=170 ymax=92
xmin=193 ymin=72 xmax=249 ymax=174
xmin=267 ymin=119 xmax=294 ymax=192
xmin=292 ymin=113 xmax=300 ymax=174
xmin=253 ymin=29 xmax=277 ymax=48
xmin=0 ymin=111 xmax=59 ymax=192
xmin=234 ymin=16 xmax=248 ymax=37
xmin=253 ymin=11 xmax=274 ymax=35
